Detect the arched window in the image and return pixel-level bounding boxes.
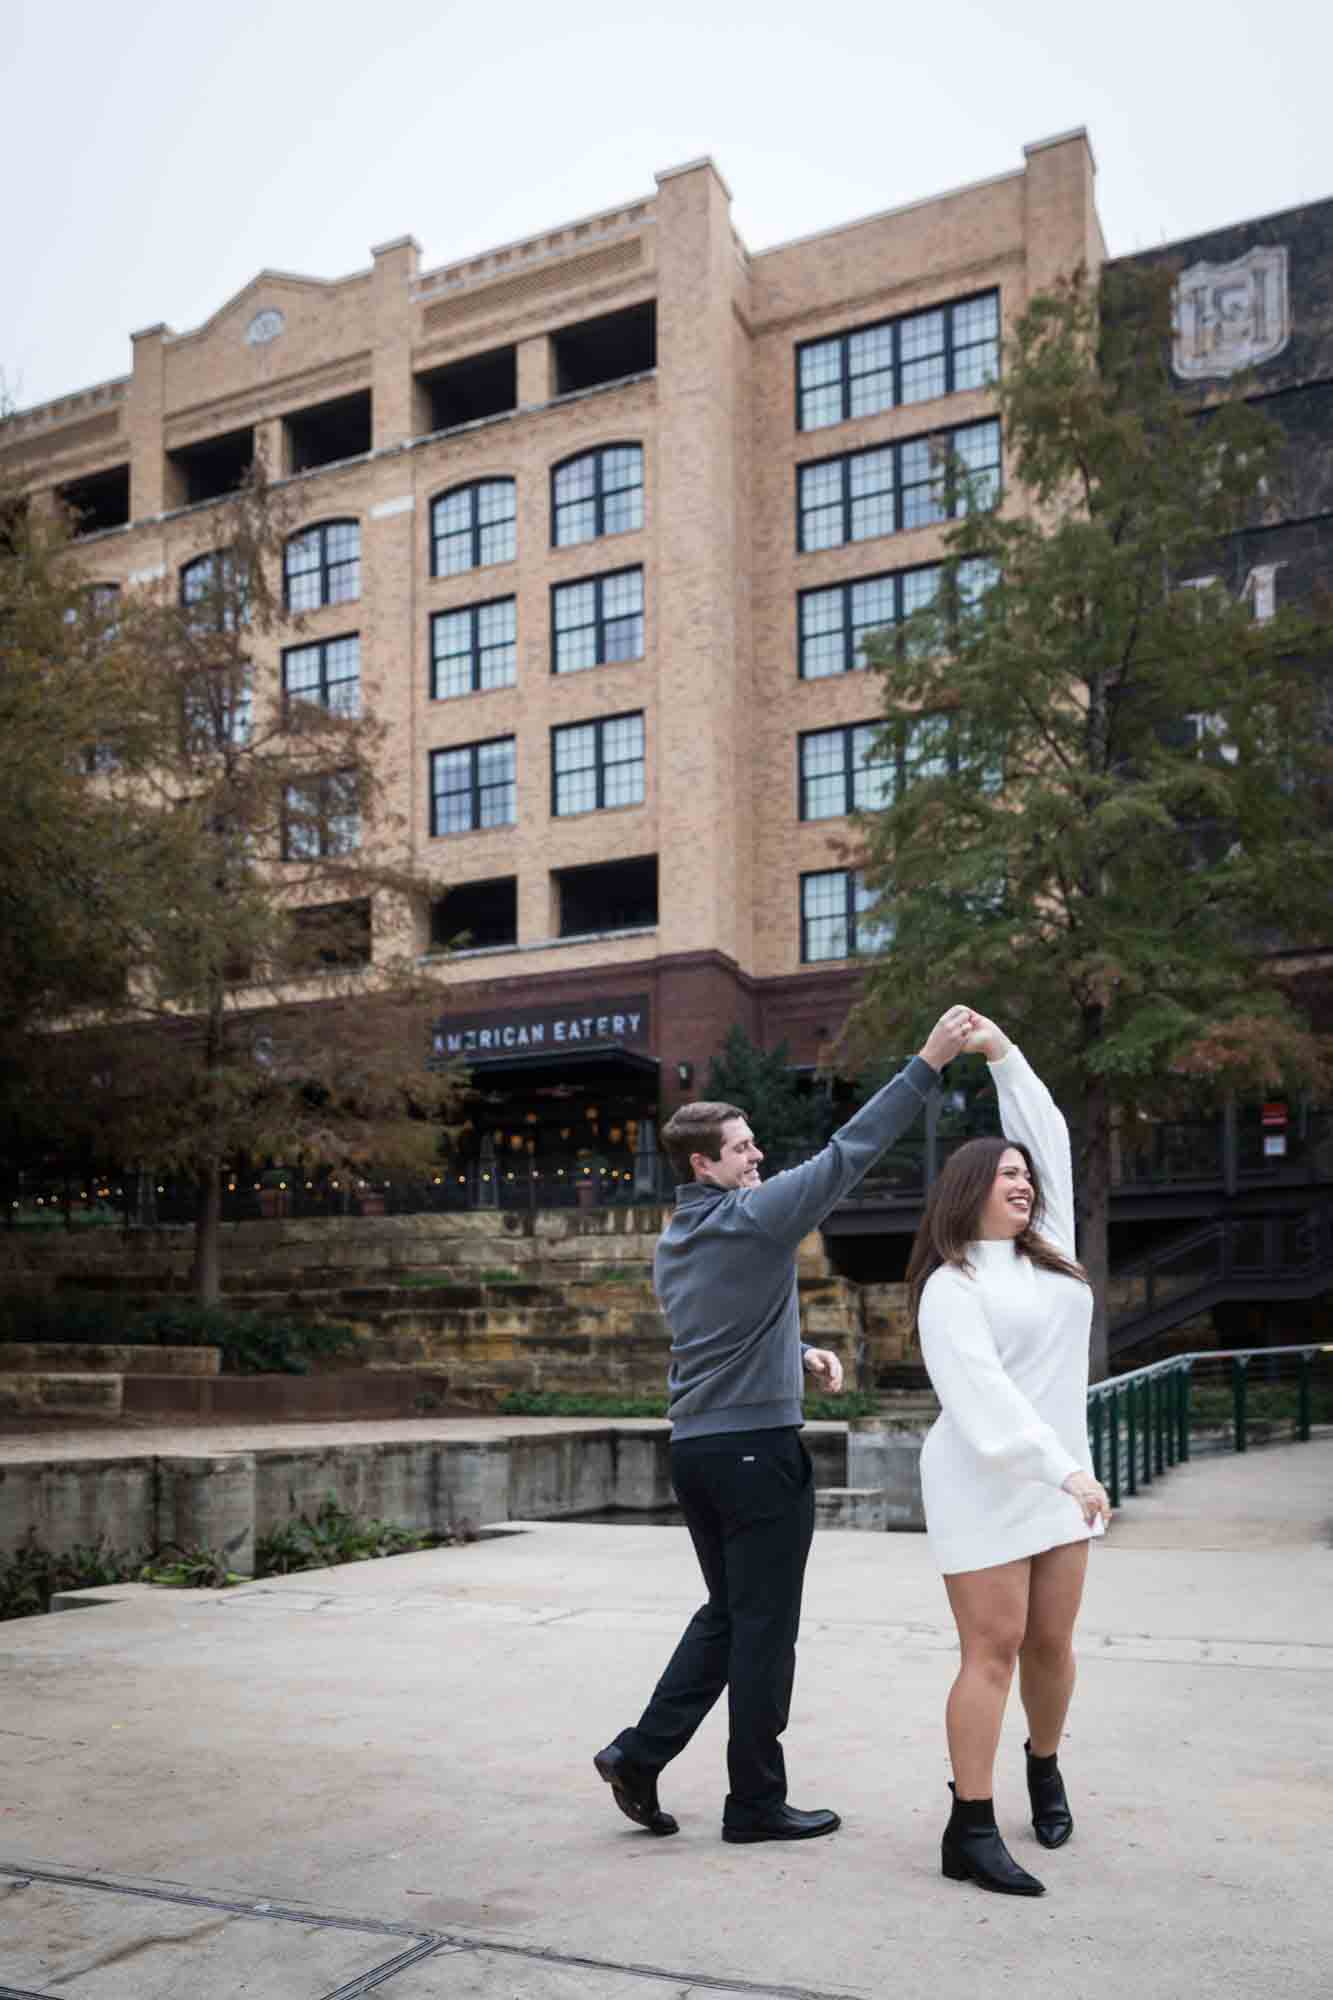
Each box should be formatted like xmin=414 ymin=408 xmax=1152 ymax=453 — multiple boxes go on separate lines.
xmin=431 ymin=479 xmax=516 ymax=577
xmin=179 ymin=549 xmax=244 ymax=630
xmin=552 ymin=444 xmax=642 ymax=548
xmin=285 ymin=519 xmax=360 ymax=610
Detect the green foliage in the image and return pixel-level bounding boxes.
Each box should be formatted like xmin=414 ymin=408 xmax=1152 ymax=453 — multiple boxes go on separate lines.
xmin=253 ymin=1494 xmax=450 ymax=1575
xmin=0 ymin=1292 xmax=359 ymax=1374
xmin=138 ymin=1546 xmax=246 ymax=1589
xmin=0 ymin=1536 xmax=144 ymax=1621
xmin=850 ymin=263 xmax=1333 ymax=1366
xmin=1187 ymin=1382 xmax=1333 ymax=1425
xmin=495 ymin=1389 xmax=881 ymax=1419
xmin=0 ymin=455 xmax=470 ymax=1303
xmin=857 ymin=264 xmax=1333 ymax=1108
xmin=704 ymin=1025 xmax=827 ymax=1164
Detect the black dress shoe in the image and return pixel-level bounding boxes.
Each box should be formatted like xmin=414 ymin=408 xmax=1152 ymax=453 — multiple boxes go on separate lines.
xmin=721 ymin=1804 xmax=841 ymax=1844
xmin=941 ymin=1784 xmax=1045 ymax=1896
xmin=1025 ymin=1741 xmax=1074 ymax=1849
xmin=594 ymin=1744 xmax=678 ymax=1836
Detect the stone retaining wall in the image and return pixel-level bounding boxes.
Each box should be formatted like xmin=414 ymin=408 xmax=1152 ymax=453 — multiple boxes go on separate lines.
xmin=0 ymin=1423 xmax=927 ymax=1573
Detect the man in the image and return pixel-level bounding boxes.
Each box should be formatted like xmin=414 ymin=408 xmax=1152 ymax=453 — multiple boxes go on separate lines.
xmin=595 ymin=1004 xmax=977 ymax=1844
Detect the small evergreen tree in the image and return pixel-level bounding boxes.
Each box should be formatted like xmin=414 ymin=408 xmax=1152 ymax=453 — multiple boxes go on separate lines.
xmin=704 ymin=1025 xmax=826 ymax=1166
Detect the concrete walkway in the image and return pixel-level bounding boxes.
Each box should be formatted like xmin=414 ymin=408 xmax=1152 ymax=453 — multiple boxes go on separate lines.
xmin=1 ymin=1433 xmax=1330 ymax=2000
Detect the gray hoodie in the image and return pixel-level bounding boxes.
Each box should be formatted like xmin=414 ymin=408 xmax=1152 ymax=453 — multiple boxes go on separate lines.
xmin=656 ymin=1056 xmax=939 ymax=1439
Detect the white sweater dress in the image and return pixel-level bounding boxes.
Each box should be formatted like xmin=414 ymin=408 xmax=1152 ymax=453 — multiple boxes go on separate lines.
xmin=917 ymin=1045 xmax=1101 ymax=1575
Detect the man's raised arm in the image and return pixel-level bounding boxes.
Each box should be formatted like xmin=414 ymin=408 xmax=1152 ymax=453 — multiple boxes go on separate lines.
xmin=745 ymin=1005 xmax=976 ymax=1248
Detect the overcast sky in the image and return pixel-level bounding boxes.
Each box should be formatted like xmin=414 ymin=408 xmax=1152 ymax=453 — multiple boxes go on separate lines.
xmin=4 ymin=0 xmax=1330 ymax=412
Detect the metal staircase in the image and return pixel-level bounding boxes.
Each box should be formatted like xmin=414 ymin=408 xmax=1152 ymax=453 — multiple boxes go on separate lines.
xmin=1108 ymin=1202 xmax=1333 ymax=1359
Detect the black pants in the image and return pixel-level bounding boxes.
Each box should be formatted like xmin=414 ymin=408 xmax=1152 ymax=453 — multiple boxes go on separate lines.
xmin=614 ymin=1427 xmax=816 ymax=1820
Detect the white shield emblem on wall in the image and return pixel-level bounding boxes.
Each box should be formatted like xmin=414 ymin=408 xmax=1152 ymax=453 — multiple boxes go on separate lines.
xmin=1172 ymin=246 xmax=1290 ymax=380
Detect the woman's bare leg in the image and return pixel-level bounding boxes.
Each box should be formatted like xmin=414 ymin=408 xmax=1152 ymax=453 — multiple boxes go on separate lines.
xmin=1018 ymin=1541 xmax=1089 ymax=1755
xmin=942 ymin=1559 xmax=1030 ymax=1797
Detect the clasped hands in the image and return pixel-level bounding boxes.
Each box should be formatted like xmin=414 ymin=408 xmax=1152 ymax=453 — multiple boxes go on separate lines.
xmin=919 ymin=1005 xmax=1012 ymax=1071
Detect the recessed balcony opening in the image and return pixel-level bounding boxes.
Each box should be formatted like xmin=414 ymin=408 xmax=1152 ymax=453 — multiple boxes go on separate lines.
xmin=168 ymin=427 xmax=255 ymax=506
xmin=56 ymin=464 xmax=131 ymax=536
xmin=552 ymin=302 xmax=656 ymax=397
xmin=556 ymin=854 xmax=657 ymax=939
xmin=431 ymin=876 xmax=518 ymax=952
xmin=283 ymin=898 xmax=372 ymax=972
xmin=418 ymin=347 xmax=516 ymax=433
xmin=0 ymin=498 xmax=28 ymax=556
xmin=284 ymin=391 xmax=372 ymax=473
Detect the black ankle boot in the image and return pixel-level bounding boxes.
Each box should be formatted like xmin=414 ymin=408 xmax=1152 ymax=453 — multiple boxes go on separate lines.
xmin=1025 ymin=1740 xmax=1074 ymax=1849
xmin=941 ymin=1783 xmax=1045 ymax=1896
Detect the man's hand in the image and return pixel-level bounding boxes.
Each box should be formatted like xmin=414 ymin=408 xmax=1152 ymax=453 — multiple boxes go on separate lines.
xmin=803 ymin=1349 xmax=844 ymax=1394
xmin=919 ymin=1005 xmax=978 ymax=1072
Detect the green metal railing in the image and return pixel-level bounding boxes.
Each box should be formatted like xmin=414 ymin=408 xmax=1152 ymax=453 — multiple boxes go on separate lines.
xmin=1087 ymin=1342 xmax=1331 ymax=1507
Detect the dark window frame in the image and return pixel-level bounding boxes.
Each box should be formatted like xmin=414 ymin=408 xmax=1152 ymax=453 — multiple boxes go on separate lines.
xmin=795 ymin=290 xmax=1000 ymax=431
xmin=550 ymin=710 xmax=646 ymax=817
xmin=797 ymin=722 xmax=894 ymax=820
xmin=284 ymin=519 xmax=361 ymax=611
xmin=429 ymin=735 xmax=517 ymax=837
xmin=430 ymin=595 xmax=518 ymax=701
xmin=550 ymin=564 xmax=645 ymax=675
xmin=281 ymin=632 xmax=361 ymax=719
xmin=551 ymin=442 xmax=645 ymax=548
xmin=280 ymin=768 xmax=360 ymax=861
xmin=799 ymin=867 xmax=888 ymax=964
xmin=796 ymin=557 xmax=994 ymax=679
xmin=429 ymin=478 xmax=517 ymax=578
xmin=796 ymin=419 xmax=1002 ymax=555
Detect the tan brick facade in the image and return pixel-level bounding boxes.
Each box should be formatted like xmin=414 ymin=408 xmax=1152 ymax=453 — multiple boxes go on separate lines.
xmin=5 ymin=135 xmax=1104 ymax=1108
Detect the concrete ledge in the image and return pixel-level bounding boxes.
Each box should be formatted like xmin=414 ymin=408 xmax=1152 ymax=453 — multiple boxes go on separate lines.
xmin=0 ymin=1343 xmax=221 ymax=1378
xmin=0 ymin=1424 xmax=868 ymax=1570
xmin=0 ymin=1372 xmax=124 ymax=1416
xmin=816 ymin=1486 xmax=900 ymax=1531
xmin=121 ymin=1370 xmax=450 ymax=1420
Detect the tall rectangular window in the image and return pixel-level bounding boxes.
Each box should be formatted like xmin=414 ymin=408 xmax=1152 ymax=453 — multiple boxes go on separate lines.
xmin=800 ymin=869 xmax=891 ymax=962
xmin=798 ymin=558 xmax=993 ymax=678
xmin=798 ymin=422 xmax=1000 ymax=553
xmin=553 ymin=445 xmax=643 ymax=547
xmin=284 ymin=521 xmax=360 ymax=610
xmin=552 ymin=712 xmax=645 ymax=816
xmin=430 ymin=737 xmax=517 ymax=835
xmin=799 ymin=725 xmax=894 ymax=819
xmin=796 ymin=292 xmax=999 ymax=431
xmin=282 ymin=634 xmax=360 ymax=718
xmin=282 ymin=771 xmax=360 ymax=859
xmin=552 ymin=567 xmax=643 ymax=674
xmin=431 ymin=480 xmax=516 ymax=576
xmin=431 ymin=598 xmax=517 ymax=700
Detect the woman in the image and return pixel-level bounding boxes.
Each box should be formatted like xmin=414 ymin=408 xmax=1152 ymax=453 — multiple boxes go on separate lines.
xmin=908 ymin=1015 xmax=1111 ymax=1899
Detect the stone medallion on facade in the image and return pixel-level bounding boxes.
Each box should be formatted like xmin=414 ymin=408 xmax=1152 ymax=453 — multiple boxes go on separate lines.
xmin=245 ymin=308 xmax=286 ymax=347
xmin=1172 ymin=246 xmax=1290 ymax=380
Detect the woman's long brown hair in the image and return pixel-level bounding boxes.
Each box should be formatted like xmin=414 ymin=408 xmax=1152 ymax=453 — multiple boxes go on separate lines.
xmin=905 ymin=1136 xmax=1088 ymax=1327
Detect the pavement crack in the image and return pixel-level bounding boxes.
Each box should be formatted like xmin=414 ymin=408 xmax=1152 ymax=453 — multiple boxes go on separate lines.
xmin=61 ymin=1914 xmax=232 ymax=1979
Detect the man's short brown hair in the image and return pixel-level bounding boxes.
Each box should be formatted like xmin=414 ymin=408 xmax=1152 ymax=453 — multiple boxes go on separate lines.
xmin=661 ymin=1100 xmax=746 ymax=1182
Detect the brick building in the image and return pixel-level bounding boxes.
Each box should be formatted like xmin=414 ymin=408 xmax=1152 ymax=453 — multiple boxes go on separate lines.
xmin=3 ymin=133 xmax=1106 ymax=1169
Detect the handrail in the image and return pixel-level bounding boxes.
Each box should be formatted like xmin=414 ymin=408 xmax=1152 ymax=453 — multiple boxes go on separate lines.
xmin=1107 ymin=1204 xmax=1333 ymax=1357
xmin=1086 ymin=1341 xmax=1331 ymax=1506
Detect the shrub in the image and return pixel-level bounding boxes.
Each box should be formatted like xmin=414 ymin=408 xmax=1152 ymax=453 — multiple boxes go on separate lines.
xmin=254 ymin=1494 xmax=467 ymax=1575
xmin=494 ymin=1389 xmax=881 ymax=1420
xmin=0 ymin=1294 xmax=359 ymax=1375
xmin=0 ymin=1536 xmax=144 ymax=1621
